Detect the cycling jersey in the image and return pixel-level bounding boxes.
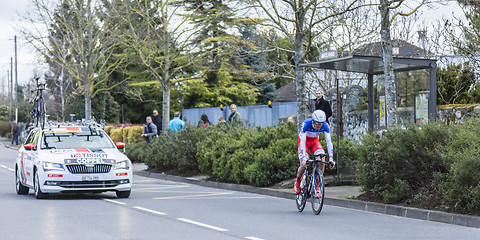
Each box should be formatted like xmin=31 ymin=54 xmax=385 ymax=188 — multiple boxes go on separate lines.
xmin=298 ymin=118 xmax=333 ymax=161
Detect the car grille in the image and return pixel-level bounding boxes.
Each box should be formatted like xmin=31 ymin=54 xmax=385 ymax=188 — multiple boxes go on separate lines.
xmin=57 ymin=180 xmax=122 ymax=188
xmin=66 ymin=164 xmax=112 ymax=174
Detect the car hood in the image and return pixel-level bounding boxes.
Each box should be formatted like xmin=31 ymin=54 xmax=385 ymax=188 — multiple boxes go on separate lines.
xmin=38 ymin=148 xmax=128 ymax=164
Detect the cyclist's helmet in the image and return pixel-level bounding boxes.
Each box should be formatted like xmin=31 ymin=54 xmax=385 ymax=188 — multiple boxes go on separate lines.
xmin=312 ymin=110 xmax=326 ymax=123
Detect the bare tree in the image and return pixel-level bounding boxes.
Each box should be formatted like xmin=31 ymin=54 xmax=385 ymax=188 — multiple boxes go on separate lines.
xmin=247 ymin=0 xmax=376 ymax=123
xmin=107 ymin=0 xmax=200 ymax=131
xmin=21 ymin=0 xmax=126 ymax=122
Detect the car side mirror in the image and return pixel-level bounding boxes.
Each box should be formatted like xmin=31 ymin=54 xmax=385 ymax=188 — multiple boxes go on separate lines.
xmin=116 ymin=142 xmax=126 ymax=151
xmin=24 ymin=143 xmax=35 ymax=151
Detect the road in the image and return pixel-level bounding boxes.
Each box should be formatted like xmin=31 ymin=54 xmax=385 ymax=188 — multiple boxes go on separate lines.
xmin=0 ymin=144 xmax=479 ymax=240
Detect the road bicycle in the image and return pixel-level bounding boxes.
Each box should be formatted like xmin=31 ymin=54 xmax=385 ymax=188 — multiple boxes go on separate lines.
xmin=295 ymin=153 xmax=333 ymax=215
xmin=30 ymin=78 xmax=46 ymax=129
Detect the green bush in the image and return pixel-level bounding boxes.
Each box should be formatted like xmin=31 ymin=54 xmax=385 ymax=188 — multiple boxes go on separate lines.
xmin=356 ymin=122 xmax=450 ymax=202
xmin=0 ymin=121 xmax=11 ymax=137
xmin=125 ymin=141 xmax=148 ymax=163
xmin=143 ymin=124 xmax=206 ymax=175
xmin=125 ymin=126 xmax=143 ymax=143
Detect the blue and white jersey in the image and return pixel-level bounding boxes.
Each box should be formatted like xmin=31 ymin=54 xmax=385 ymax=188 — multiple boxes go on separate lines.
xmin=298 ymin=118 xmax=333 ymax=160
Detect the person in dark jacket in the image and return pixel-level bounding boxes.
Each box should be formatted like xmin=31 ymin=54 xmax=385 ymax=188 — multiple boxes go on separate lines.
xmin=152 ymin=110 xmax=162 ymax=134
xmin=11 ymin=122 xmax=20 ymax=145
xmin=142 ymin=116 xmax=157 ymax=143
xmin=197 ymin=114 xmax=212 ymax=128
xmin=314 ymin=89 xmax=332 ymax=124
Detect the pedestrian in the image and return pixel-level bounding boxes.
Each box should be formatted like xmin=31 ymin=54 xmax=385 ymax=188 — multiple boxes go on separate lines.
xmin=141 ymin=116 xmax=157 ymax=143
xmin=217 ymin=116 xmax=227 ymax=127
xmin=197 ymin=114 xmax=212 ymax=128
xmin=314 ymin=89 xmax=332 ymax=124
xmin=152 ymin=109 xmax=162 ymax=134
xmin=11 ymin=122 xmax=20 ymax=145
xmin=227 ymin=104 xmax=242 ymax=127
xmin=169 ymin=111 xmax=185 ymax=132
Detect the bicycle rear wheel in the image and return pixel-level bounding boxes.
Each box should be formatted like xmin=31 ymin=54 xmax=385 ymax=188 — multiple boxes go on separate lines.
xmin=311 ymin=168 xmax=325 ymax=215
xmin=295 ymin=174 xmax=308 ymax=212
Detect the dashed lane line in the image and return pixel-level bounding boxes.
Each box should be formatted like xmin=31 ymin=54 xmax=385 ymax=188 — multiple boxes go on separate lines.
xmin=102 ymin=198 xmax=127 ymax=205
xmin=245 ymin=237 xmax=265 ymax=240
xmin=153 ymin=192 xmax=232 ymax=200
xmin=177 ymin=218 xmax=229 ymax=232
xmin=133 ymin=206 xmax=167 ymax=215
xmin=0 ymin=165 xmax=7 ymax=168
xmin=7 ymin=168 xmax=14 ymax=172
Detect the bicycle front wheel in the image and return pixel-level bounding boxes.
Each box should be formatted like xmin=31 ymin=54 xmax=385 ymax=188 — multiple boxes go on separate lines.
xmin=296 ymin=175 xmax=307 ymax=212
xmin=311 ymin=168 xmax=325 ymax=215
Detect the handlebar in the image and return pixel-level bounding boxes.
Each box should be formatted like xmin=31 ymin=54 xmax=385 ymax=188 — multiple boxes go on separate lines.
xmin=307 ymin=153 xmax=334 ymax=166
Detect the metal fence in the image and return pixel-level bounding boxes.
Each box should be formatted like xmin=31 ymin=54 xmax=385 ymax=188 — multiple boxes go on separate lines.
xmin=182 ymin=102 xmax=298 ymax=127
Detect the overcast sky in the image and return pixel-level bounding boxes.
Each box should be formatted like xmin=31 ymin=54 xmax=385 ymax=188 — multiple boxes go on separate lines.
xmin=0 ymin=0 xmax=467 ymax=94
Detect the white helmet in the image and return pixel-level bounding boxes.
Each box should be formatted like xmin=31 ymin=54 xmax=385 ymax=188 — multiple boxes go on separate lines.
xmin=312 ymin=110 xmax=326 ymax=123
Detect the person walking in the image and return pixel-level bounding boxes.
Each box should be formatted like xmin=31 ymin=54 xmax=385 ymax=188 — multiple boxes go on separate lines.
xmin=314 ymin=89 xmax=332 ymax=124
xmin=169 ymin=112 xmax=185 ymax=132
xmin=197 ymin=114 xmax=212 ymax=128
xmin=227 ymin=104 xmax=242 ymax=127
xmin=11 ymin=122 xmax=20 ymax=145
xmin=152 ymin=110 xmax=162 ymax=134
xmin=141 ymin=116 xmax=157 ymax=143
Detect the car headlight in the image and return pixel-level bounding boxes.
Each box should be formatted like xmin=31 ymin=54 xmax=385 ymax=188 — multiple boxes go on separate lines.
xmin=115 ymin=160 xmax=129 ymax=170
xmin=42 ymin=162 xmax=65 ymax=171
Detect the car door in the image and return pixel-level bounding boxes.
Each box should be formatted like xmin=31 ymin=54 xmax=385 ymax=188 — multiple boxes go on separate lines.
xmin=21 ymin=129 xmax=39 ymax=186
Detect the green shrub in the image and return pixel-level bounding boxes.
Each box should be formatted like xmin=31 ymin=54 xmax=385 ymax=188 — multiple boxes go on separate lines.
xmin=125 ymin=141 xmax=148 ymax=162
xmin=0 ymin=121 xmax=11 ymax=137
xmin=143 ymin=124 xmax=205 ymax=175
xmin=356 ymin=122 xmax=450 ymax=202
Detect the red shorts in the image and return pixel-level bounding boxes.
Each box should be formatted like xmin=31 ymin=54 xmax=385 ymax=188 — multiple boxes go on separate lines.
xmin=298 ymin=136 xmax=324 ymax=164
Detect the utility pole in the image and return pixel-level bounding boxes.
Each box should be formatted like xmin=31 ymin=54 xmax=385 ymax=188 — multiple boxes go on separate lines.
xmin=15 ymin=36 xmax=18 ymax=123
xmin=8 ymin=69 xmax=11 ymax=121
xmin=10 ymin=57 xmax=13 ymax=121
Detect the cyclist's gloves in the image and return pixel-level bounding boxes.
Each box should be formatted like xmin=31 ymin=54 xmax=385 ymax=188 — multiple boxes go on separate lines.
xmin=329 ymin=157 xmax=336 ymax=168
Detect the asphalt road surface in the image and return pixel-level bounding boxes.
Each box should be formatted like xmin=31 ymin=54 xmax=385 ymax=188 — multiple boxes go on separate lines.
xmin=1 ymin=144 xmax=479 ymax=240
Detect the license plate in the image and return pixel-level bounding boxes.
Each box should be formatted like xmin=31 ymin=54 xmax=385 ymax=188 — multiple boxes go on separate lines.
xmin=82 ymin=176 xmax=99 ymax=181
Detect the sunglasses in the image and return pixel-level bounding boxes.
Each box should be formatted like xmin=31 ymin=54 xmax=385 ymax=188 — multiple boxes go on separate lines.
xmin=313 ymin=120 xmax=324 ymax=125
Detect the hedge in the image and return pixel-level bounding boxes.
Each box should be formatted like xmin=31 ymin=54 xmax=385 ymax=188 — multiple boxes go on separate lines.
xmin=356 ymin=118 xmax=480 ymax=215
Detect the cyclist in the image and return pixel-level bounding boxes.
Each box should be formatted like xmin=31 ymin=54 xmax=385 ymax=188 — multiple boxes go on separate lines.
xmin=294 ymin=110 xmax=335 ymax=194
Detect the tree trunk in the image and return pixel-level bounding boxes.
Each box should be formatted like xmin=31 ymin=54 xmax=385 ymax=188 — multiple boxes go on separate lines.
xmin=380 ymin=0 xmax=397 ymax=127
xmin=295 ymin=1 xmax=307 ymax=125
xmin=85 ymin=79 xmax=92 ymax=122
xmin=162 ymin=84 xmax=170 ymax=133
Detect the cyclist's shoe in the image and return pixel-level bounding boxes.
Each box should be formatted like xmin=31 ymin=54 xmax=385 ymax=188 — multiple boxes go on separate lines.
xmin=294 ymin=178 xmax=301 ymax=194
xmin=314 ymin=182 xmax=321 ymax=198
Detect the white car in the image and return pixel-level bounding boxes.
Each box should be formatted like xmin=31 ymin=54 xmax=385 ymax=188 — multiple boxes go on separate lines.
xmin=15 ymin=124 xmax=132 ymax=199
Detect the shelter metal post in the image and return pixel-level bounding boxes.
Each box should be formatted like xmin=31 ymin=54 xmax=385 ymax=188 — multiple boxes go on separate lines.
xmin=368 ymin=74 xmax=374 ymax=131
xmin=429 ymin=62 xmax=437 ymax=121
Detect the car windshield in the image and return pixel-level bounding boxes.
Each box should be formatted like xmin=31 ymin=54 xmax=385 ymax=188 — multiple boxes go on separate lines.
xmin=41 ymin=129 xmax=115 ymax=149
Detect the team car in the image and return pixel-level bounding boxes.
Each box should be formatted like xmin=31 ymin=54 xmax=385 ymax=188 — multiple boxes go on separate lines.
xmin=15 ymin=123 xmax=132 ymax=199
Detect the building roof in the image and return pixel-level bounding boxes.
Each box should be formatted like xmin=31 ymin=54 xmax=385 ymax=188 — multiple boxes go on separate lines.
xmin=273 ymin=81 xmax=297 ymax=102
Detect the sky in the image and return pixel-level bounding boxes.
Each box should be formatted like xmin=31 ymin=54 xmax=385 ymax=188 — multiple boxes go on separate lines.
xmin=0 ymin=0 xmax=467 ymax=95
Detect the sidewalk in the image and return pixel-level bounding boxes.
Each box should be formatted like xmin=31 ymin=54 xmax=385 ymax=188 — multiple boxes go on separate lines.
xmin=133 ymin=163 xmax=480 ymax=229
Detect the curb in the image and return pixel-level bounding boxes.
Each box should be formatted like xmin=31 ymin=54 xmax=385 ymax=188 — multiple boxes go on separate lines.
xmin=134 ymin=170 xmax=480 ymax=229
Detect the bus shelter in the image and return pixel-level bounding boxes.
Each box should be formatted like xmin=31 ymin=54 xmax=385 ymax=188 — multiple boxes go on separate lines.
xmin=300 ymin=55 xmax=437 ymax=182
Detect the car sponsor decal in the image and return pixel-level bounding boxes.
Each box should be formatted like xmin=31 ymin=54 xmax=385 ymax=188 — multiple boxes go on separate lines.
xmin=21 ymin=152 xmax=27 ymax=184
xmin=75 ymin=148 xmax=91 ymax=153
xmin=64 ymin=158 xmax=115 ymax=164
xmin=47 ymin=127 xmax=82 ymax=134
xmin=89 ymin=148 xmax=105 ymax=153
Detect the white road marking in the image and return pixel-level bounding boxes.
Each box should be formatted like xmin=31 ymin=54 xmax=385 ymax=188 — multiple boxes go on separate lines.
xmin=177 ymin=218 xmax=229 ymax=232
xmin=7 ymin=168 xmax=14 ymax=172
xmin=245 ymin=237 xmax=265 ymax=240
xmin=0 ymin=165 xmax=7 ymax=168
xmin=133 ymin=206 xmax=167 ymax=215
xmin=153 ymin=192 xmax=232 ymax=200
xmin=102 ymin=198 xmax=126 ymax=205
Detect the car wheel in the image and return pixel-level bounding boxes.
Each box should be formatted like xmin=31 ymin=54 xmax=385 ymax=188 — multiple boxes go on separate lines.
xmin=116 ymin=190 xmax=131 ymax=198
xmin=34 ymin=170 xmax=47 ymax=199
xmin=16 ymin=167 xmax=29 ymax=195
